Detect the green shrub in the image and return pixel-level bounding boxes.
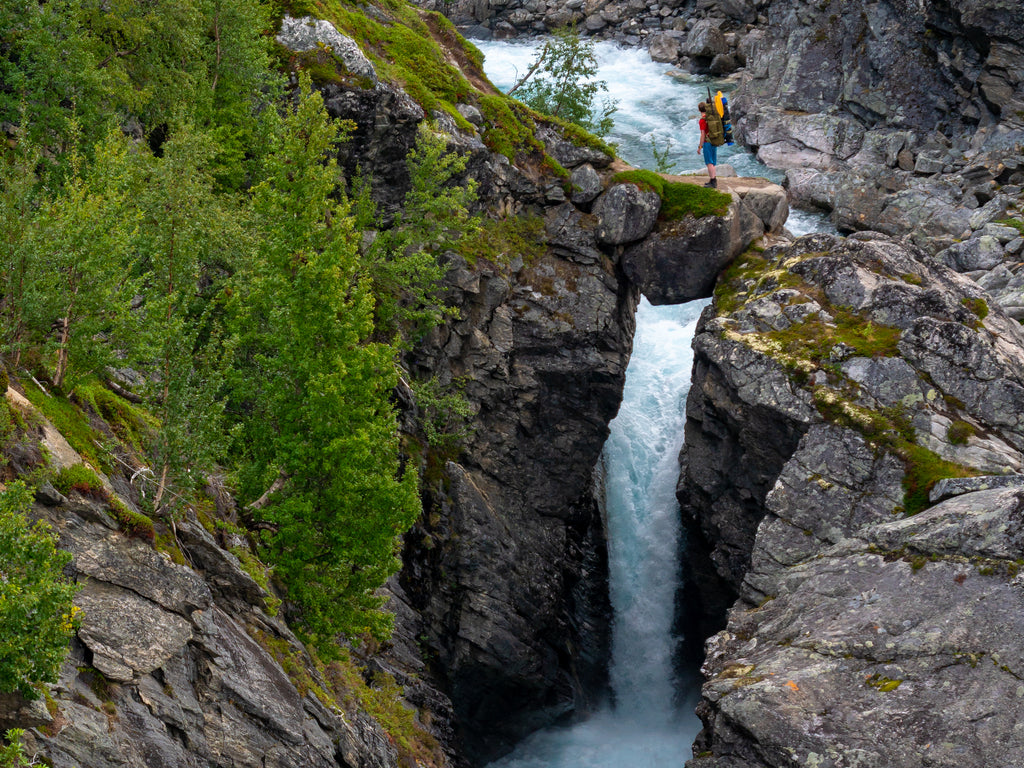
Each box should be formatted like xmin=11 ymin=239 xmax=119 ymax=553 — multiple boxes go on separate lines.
xmin=0 ymin=482 xmax=80 ymax=699
xmin=0 ymin=729 xmax=32 ymax=768
xmin=947 ymin=420 xmax=976 ymax=445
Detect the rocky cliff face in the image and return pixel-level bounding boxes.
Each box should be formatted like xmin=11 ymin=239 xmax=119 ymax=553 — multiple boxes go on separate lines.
xmin=731 ymin=0 xmax=1024 ymax=249
xmin=1 ymin=390 xmax=405 ymax=768
xmin=679 ymin=230 xmax=1024 ymax=765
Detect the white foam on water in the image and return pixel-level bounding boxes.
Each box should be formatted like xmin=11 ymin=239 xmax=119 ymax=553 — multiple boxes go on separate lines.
xmin=473 ymin=38 xmax=835 ymax=233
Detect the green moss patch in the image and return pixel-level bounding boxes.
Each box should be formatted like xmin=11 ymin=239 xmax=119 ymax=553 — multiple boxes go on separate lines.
xmin=326 ymin=652 xmax=443 ymax=767
xmin=865 ymin=674 xmax=902 ymax=692
xmin=766 ymin=313 xmax=902 ymax=369
xmin=321 ymin=3 xmax=472 ymax=117
xmin=456 ymin=213 xmax=547 ymax=266
xmin=995 ymin=217 xmax=1024 ymax=236
xmin=22 ymin=383 xmax=112 ymax=472
xmin=549 ymin=115 xmax=616 ymax=158
xmin=661 ymin=181 xmax=732 ymax=219
xmin=53 ymin=464 xmax=105 ymax=498
xmin=108 ymin=496 xmax=155 ymax=540
xmin=478 ymin=95 xmax=545 ymax=163
xmin=76 ymin=381 xmax=157 ymax=453
xmin=610 ymin=169 xmax=732 ymax=219
xmin=900 ymin=444 xmax=974 ymax=515
xmin=961 ymin=296 xmax=989 ymax=326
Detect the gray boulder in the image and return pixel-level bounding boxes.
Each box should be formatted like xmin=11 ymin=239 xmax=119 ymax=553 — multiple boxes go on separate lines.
xmin=682 ymin=20 xmax=727 ymax=59
xmin=693 ymin=489 xmax=1024 ymax=768
xmin=939 ymin=235 xmax=1006 ymax=271
xmin=537 ymin=124 xmax=613 ymax=169
xmin=647 ymin=31 xmax=681 ymax=62
xmin=593 ymin=182 xmax=662 ymax=245
xmin=569 ymin=163 xmax=602 ymax=206
xmin=276 ymin=15 xmax=377 ymax=84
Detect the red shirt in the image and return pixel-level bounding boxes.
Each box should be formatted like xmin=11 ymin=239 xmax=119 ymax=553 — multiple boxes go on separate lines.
xmin=699 ymin=117 xmax=708 ymax=134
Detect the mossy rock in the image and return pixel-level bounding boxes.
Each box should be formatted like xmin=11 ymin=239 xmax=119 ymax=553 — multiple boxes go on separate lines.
xmin=611 ymin=169 xmax=732 ymax=219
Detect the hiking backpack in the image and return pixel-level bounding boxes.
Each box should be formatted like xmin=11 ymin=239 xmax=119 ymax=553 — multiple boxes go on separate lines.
xmin=704 ymin=95 xmax=725 ymax=147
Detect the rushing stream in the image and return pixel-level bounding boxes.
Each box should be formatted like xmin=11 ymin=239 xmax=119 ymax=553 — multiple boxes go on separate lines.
xmin=474 ymin=39 xmax=829 ymax=236
xmin=478 ymin=39 xmax=829 ymax=767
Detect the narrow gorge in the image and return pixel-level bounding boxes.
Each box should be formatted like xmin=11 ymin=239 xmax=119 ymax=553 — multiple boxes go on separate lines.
xmin=1 ymin=0 xmax=1023 ymax=767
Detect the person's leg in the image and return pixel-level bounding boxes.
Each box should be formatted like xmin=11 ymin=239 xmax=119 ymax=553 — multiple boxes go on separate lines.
xmin=703 ymin=144 xmax=718 ymax=186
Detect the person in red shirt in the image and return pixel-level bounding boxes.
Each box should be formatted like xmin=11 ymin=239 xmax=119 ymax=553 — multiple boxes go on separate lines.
xmin=697 ymin=103 xmax=718 ymax=188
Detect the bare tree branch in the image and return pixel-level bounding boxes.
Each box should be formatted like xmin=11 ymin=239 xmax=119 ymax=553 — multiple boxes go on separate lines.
xmin=247 ymin=471 xmax=289 ymax=512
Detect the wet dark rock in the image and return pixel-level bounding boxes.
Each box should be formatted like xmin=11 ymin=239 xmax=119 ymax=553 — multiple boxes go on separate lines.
xmin=399 ymin=159 xmax=639 ymax=760
xmin=621 ymin=194 xmax=765 ymax=304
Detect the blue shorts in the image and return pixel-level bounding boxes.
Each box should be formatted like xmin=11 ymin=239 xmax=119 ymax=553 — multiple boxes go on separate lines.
xmin=702 ymin=143 xmax=718 ymax=166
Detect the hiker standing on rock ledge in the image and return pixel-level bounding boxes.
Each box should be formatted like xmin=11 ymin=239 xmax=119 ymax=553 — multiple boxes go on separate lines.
xmin=698 ymin=102 xmax=719 ymax=188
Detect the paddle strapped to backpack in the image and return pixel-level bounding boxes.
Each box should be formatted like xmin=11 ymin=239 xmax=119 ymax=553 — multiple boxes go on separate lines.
xmin=704 ymin=87 xmax=725 ymax=147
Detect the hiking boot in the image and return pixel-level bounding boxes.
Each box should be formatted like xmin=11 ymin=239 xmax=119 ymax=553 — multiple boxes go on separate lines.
xmin=704 ymin=178 xmax=718 ymax=188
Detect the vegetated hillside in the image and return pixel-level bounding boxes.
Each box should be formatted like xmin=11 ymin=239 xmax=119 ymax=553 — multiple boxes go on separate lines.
xmin=0 ymin=0 xmax=611 ymax=765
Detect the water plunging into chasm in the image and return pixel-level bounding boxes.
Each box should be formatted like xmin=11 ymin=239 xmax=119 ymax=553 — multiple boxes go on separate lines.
xmin=477 ymin=40 xmax=831 ymax=766
xmin=489 ymin=298 xmax=708 ymax=768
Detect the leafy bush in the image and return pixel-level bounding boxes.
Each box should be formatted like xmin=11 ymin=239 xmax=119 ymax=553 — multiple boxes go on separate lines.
xmin=509 ymin=26 xmax=616 ymax=137
xmin=0 ymin=481 xmax=80 ymax=699
xmin=947 ymin=420 xmax=976 ymax=445
xmin=0 ymin=729 xmax=32 ymax=768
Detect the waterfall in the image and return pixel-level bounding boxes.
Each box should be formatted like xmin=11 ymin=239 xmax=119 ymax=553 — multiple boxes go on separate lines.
xmin=477 ymin=39 xmax=833 ymax=766
xmin=488 ymin=298 xmax=708 ymax=768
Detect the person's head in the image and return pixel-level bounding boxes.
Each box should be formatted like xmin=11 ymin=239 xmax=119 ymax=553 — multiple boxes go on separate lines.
xmin=698 ymin=102 xmax=707 ymax=113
